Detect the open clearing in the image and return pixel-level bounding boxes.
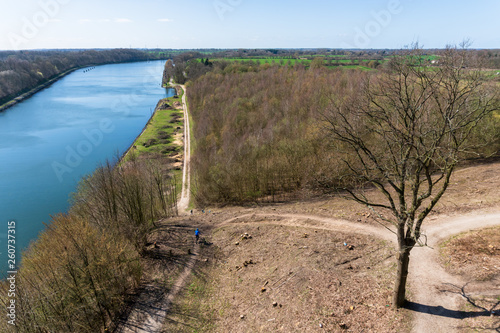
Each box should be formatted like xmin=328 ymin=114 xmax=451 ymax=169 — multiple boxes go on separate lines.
xmin=156 ymin=160 xmax=500 ymax=332
xmin=438 ymin=226 xmax=500 ymax=332
xmin=162 ymin=220 xmax=410 ymax=332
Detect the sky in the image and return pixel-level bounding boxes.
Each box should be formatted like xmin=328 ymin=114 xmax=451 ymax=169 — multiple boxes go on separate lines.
xmin=0 ymin=0 xmax=499 ymax=50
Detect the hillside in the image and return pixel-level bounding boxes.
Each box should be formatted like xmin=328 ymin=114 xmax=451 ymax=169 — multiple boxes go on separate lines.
xmin=155 ymin=160 xmax=500 ymax=332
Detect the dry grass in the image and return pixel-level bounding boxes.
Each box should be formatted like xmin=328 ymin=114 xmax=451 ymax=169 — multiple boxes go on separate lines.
xmin=148 ymin=162 xmax=500 ymax=332
xmin=440 ymin=227 xmax=500 ymax=282
xmin=163 ymin=222 xmax=411 ymax=332
xmin=439 ymin=227 xmax=500 ymax=332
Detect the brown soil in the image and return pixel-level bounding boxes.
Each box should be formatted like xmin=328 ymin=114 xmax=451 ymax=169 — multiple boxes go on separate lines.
xmin=113 ymin=221 xmax=197 ymax=332
xmin=438 ymin=227 xmax=500 ymax=332
xmin=157 ymin=161 xmax=500 ymax=333
xmin=440 ymin=227 xmax=500 ymax=282
xmin=162 ymin=221 xmax=410 ymax=332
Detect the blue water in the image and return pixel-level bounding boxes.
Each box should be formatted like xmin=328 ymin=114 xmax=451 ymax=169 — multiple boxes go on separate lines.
xmin=0 ymin=60 xmax=175 ymax=275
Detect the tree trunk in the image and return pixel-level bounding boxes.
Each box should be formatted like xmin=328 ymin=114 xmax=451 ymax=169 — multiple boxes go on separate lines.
xmin=393 ymin=247 xmax=411 ymax=308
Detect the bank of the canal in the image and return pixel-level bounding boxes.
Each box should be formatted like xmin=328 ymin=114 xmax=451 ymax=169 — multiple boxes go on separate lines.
xmin=0 ymin=60 xmax=175 ymax=275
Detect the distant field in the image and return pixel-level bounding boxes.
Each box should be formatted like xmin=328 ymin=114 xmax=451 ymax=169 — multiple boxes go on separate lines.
xmin=333 ymin=65 xmax=374 ymax=71
xmin=222 ymin=58 xmax=310 ymax=65
xmin=200 ymin=57 xmax=380 ymax=69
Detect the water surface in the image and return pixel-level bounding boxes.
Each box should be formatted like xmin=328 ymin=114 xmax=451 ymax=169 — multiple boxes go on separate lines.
xmin=0 ymin=60 xmax=175 ymax=274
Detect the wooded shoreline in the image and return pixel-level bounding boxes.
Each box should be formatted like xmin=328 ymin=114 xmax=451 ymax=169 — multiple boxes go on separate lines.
xmin=0 ymin=67 xmax=79 ymax=113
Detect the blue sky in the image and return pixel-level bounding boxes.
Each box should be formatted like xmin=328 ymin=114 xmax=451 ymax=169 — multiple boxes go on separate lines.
xmin=0 ymin=0 xmax=499 ymax=50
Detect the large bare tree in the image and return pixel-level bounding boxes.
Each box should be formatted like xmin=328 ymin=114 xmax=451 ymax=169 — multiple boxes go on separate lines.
xmin=324 ymin=44 xmax=499 ymax=307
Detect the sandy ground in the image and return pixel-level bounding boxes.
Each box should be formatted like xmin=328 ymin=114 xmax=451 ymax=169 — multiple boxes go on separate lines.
xmin=408 ymin=210 xmax=500 ymax=332
xmin=177 ymin=84 xmax=190 ymax=213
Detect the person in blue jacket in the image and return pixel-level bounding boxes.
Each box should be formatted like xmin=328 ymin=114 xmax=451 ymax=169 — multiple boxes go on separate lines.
xmin=195 ymin=228 xmax=200 ymax=244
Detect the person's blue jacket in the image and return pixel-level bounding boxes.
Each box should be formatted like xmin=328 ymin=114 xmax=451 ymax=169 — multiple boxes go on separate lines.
xmin=195 ymin=229 xmax=200 ymax=236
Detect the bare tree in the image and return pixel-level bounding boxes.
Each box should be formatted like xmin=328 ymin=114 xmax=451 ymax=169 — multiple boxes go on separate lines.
xmin=324 ymin=43 xmax=499 ymax=308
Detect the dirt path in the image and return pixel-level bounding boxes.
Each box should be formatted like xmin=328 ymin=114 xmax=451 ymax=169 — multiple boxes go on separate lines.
xmin=115 ymin=84 xmax=193 ymax=333
xmin=177 ymin=84 xmax=190 ymax=213
xmin=218 ymin=210 xmax=500 ymax=332
xmin=408 ymin=211 xmax=500 ymax=333
xmin=220 ymin=213 xmax=395 ymax=243
xmin=114 ymin=242 xmax=200 ymax=333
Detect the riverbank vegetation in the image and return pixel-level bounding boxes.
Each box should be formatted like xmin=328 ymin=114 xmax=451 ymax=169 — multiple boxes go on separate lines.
xmin=123 ymin=88 xmax=187 ymax=196
xmin=0 ymin=158 xmax=179 ymax=332
xmin=128 ymin=97 xmax=185 ymax=158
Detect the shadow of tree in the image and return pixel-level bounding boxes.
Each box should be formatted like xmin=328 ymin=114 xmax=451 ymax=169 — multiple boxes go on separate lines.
xmin=112 ymin=247 xmax=202 ymax=333
xmin=404 ymin=302 xmax=491 ymax=319
xmin=405 ymin=282 xmax=499 ymax=331
xmin=112 ymin=218 xmax=212 ymax=333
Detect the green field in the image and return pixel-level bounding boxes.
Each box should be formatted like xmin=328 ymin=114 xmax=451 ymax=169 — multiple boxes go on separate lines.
xmin=123 ymin=91 xmax=186 ymax=198
xmin=126 ymin=95 xmax=184 ymax=158
xmin=220 ymin=57 xmax=310 ymax=65
xmin=200 ymin=57 xmax=380 ymax=68
xmin=330 ymin=65 xmax=374 ymax=71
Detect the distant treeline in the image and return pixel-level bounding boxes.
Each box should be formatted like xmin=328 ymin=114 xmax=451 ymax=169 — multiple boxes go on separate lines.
xmin=0 ymin=49 xmax=168 ymax=107
xmin=163 ymin=48 xmax=500 ymax=77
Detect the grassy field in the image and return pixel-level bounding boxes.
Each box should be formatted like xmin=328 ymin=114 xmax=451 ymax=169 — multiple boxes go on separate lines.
xmin=126 ymin=95 xmax=184 ymax=158
xmin=329 ymin=65 xmax=374 ymax=70
xmin=122 ymin=90 xmax=187 ymax=198
xmin=201 ymin=57 xmax=380 ymax=69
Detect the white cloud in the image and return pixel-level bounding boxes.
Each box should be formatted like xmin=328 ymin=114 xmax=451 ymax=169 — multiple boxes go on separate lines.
xmin=99 ymin=19 xmax=111 ymax=23
xmin=114 ymin=18 xmax=133 ymax=23
xmin=157 ymin=18 xmax=173 ymax=22
xmin=78 ymin=19 xmax=92 ymax=24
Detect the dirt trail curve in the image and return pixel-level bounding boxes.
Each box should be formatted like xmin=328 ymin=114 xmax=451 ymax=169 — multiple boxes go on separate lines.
xmin=409 ymin=211 xmax=500 ymax=333
xmin=114 ymin=85 xmax=193 ymax=333
xmin=219 ymin=210 xmax=500 ymax=332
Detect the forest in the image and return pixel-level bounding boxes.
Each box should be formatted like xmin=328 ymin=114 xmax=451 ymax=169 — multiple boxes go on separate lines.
xmin=0 ymin=158 xmax=178 ymax=332
xmin=184 ymin=49 xmax=500 ymax=205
